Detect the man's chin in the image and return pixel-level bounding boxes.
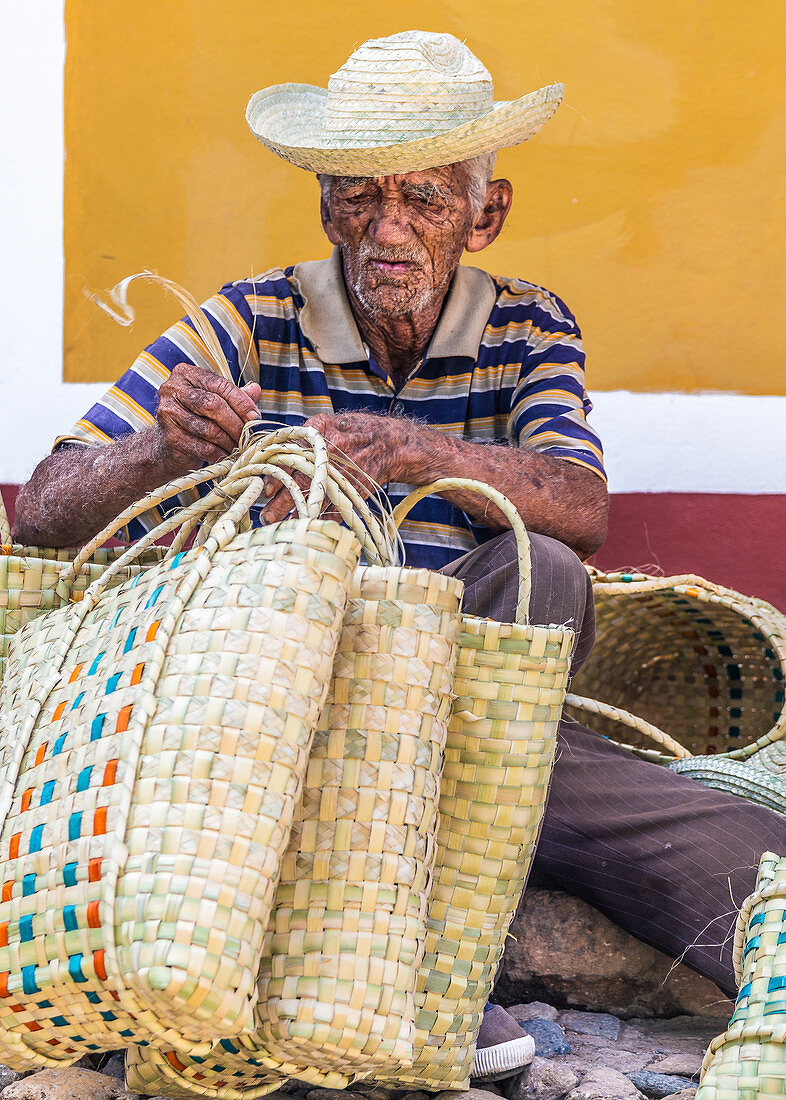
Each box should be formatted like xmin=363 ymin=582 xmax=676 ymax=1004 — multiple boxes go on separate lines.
xmin=355 ymin=282 xmax=429 ymax=318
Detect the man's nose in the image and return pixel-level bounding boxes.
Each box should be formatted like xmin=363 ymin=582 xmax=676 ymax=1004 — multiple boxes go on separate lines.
xmin=367 ymin=200 xmax=414 ymax=247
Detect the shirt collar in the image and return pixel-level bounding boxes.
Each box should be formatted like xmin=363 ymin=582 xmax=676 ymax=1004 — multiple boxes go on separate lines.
xmin=291 ymin=247 xmax=497 ymax=365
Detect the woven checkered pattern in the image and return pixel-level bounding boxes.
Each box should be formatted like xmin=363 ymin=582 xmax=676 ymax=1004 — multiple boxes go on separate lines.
xmin=128 ymin=565 xmax=463 ymax=1096
xmin=568 ymin=571 xmax=786 ymax=762
xmin=0 ymin=516 xmax=359 ymax=1069
xmin=0 ymin=539 xmax=165 ymax=685
xmin=697 ymin=852 xmax=786 ymax=1100
xmin=372 ymin=615 xmax=574 ymax=1090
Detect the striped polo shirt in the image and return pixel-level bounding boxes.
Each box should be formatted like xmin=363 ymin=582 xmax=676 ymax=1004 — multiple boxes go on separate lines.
xmin=57 ymin=250 xmax=606 ymax=569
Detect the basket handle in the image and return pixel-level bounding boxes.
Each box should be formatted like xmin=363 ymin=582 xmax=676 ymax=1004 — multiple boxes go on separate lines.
xmin=392 ymin=478 xmax=531 ymax=624
xmin=564 ymin=693 xmax=692 ymax=759
xmin=61 ymin=425 xmax=332 ymax=587
xmin=0 ymin=491 xmax=10 ymax=545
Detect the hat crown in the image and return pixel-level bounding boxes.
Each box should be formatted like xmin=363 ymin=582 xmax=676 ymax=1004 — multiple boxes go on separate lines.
xmin=322 ymin=31 xmax=494 ymax=149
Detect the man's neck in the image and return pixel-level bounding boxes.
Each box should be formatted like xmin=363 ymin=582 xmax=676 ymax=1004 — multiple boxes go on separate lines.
xmin=344 ymin=278 xmax=451 ymax=392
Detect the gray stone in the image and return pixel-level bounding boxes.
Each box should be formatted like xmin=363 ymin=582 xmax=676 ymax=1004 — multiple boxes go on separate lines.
xmin=494 ymin=890 xmax=734 ymax=1019
xmin=508 ymin=1056 xmax=580 ymax=1100
xmin=559 ymin=1011 xmax=621 ymax=1042
xmin=306 ymin=1092 xmax=367 ymax=1100
xmin=434 ymin=1090 xmax=503 ymax=1100
xmin=660 ymin=1092 xmax=696 ymax=1100
xmin=645 ymin=1055 xmax=702 ymax=1079
xmin=509 ymin=1002 xmax=560 ymax=1023
xmin=400 ymin=1092 xmax=431 ymax=1100
xmin=0 ymin=1065 xmax=24 ymax=1091
xmin=565 ymin=1068 xmax=645 ymax=1100
xmin=520 ymin=1019 xmax=572 ymax=1057
xmin=98 ymin=1052 xmax=126 ymax=1081
xmin=626 ymin=1073 xmax=697 ymax=1099
xmin=2 ymin=1067 xmax=143 ymax=1100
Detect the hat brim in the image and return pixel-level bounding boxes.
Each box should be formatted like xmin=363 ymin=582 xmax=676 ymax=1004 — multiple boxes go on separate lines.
xmin=246 ymin=82 xmax=564 ymax=175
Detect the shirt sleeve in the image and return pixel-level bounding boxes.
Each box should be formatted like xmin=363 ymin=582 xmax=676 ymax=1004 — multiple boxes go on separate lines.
xmin=506 ymin=291 xmax=606 ymax=482
xmin=53 ymin=282 xmax=259 ymax=540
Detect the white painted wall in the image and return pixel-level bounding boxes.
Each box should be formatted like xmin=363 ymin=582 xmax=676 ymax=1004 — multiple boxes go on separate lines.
xmin=1 ymin=4 xmax=784 ymax=494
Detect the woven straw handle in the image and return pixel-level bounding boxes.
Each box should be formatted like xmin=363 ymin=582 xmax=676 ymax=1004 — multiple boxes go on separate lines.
xmin=60 ymin=425 xmax=333 ymax=589
xmin=392 ymin=478 xmax=531 ymax=624
xmin=564 ymin=693 xmax=692 ymax=759
xmin=0 ymin=492 xmax=10 ymax=545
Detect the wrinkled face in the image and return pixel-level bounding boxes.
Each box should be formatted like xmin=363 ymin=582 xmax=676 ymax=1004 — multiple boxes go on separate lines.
xmin=322 ymin=165 xmax=480 ymax=319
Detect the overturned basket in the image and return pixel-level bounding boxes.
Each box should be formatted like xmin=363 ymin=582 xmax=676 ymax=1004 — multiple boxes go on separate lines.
xmin=565 ymin=568 xmax=786 ymax=809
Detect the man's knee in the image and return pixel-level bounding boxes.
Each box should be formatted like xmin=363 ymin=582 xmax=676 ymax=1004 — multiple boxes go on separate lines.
xmin=443 ymin=529 xmax=595 ymax=674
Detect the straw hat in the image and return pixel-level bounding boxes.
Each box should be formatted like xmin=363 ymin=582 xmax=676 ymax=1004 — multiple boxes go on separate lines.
xmin=246 ymin=30 xmax=564 ymax=176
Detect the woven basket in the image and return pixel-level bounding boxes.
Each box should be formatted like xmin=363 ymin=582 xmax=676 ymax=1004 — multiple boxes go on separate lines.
xmin=566 ymin=569 xmax=786 ymax=764
xmin=696 ymin=851 xmax=786 ymax=1100
xmin=0 ymin=427 xmax=361 ymax=1070
xmin=564 ymin=569 xmax=786 ymax=811
xmin=127 ymin=474 xmax=462 ymax=1097
xmin=372 ymin=479 xmax=574 ymax=1091
xmin=129 ymin=478 xmax=574 ymax=1098
xmin=0 ymin=494 xmax=166 ymax=685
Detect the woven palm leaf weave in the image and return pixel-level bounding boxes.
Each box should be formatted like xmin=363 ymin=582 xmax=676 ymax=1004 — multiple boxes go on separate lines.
xmin=0 ymin=428 xmax=361 ymax=1069
xmin=0 ymin=494 xmax=166 ymax=685
xmin=696 ymin=852 xmax=786 ymax=1100
xmin=129 ymin=478 xmax=572 ymax=1098
xmin=564 ymin=570 xmax=786 ymax=811
xmin=567 ymin=570 xmax=786 ymax=763
xmin=128 ymin=473 xmax=462 ymax=1097
xmin=367 ymin=478 xmax=574 ymax=1091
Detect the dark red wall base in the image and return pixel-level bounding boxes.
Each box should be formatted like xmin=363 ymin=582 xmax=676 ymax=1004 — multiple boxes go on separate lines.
xmin=3 ymin=484 xmax=784 ymax=613
xmin=593 ymin=493 xmax=786 ymax=613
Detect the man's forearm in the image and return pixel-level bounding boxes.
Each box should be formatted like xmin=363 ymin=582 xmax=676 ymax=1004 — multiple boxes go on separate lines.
xmin=13 ymin=428 xmax=176 ymax=548
xmin=393 ymin=427 xmax=608 ymax=560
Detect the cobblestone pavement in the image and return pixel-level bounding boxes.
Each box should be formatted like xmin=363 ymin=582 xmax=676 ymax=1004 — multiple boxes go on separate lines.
xmin=0 ymin=1001 xmax=727 ymax=1099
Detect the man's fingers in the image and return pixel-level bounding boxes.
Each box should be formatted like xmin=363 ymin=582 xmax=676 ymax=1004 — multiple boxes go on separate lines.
xmin=177 ymin=383 xmax=248 ymax=443
xmin=160 ymin=395 xmax=238 ymax=455
xmin=166 ymin=364 xmax=261 ymax=434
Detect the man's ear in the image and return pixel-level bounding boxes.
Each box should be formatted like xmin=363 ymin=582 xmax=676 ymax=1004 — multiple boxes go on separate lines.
xmin=320 ymin=191 xmax=341 ymax=246
xmin=465 ymin=179 xmax=513 ymax=253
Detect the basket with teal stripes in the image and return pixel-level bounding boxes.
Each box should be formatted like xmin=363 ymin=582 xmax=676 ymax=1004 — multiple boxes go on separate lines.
xmin=696 ymin=851 xmax=786 ymax=1100
xmin=0 ymin=492 xmax=167 ymax=686
xmin=565 ymin=568 xmax=786 ymax=813
xmin=0 ymin=427 xmax=362 ymax=1069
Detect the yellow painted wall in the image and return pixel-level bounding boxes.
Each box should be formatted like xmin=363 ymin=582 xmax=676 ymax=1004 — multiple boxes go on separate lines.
xmin=65 ymin=0 xmax=786 ymax=393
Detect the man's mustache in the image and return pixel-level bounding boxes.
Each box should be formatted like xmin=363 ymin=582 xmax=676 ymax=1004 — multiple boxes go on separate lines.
xmin=357 ymin=242 xmax=425 ymax=265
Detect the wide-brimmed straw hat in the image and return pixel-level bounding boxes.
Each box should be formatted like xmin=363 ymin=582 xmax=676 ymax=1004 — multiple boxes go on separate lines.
xmin=246 ymin=30 xmax=564 ymax=176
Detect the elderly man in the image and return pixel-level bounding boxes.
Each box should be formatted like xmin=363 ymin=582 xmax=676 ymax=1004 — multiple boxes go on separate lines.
xmin=15 ymin=29 xmax=785 ymax=1081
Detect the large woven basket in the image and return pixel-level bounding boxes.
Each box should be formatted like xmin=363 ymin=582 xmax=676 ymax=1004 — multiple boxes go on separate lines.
xmin=566 ymin=569 xmax=786 ymax=762
xmin=0 ymin=427 xmax=361 ymax=1069
xmin=373 ymin=479 xmax=574 ymax=1091
xmin=0 ymin=494 xmax=166 ymax=685
xmin=696 ymin=851 xmax=786 ymax=1100
xmin=565 ymin=569 xmax=786 ymax=810
xmin=127 ymin=472 xmax=462 ymax=1098
xmin=128 ymin=478 xmax=574 ymax=1098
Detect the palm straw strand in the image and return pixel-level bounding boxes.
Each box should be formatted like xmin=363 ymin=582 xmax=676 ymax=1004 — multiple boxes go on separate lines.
xmin=85 ymin=272 xmax=235 ymax=382
xmin=564 ymin=694 xmax=692 ymax=759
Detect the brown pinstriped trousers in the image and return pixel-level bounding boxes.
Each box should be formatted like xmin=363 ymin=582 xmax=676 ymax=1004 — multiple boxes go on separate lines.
xmin=442 ymin=530 xmax=786 ymax=999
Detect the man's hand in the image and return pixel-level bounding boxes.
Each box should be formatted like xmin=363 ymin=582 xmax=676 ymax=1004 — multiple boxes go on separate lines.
xmin=155 ymin=363 xmax=261 ymax=477
xmin=261 ymin=411 xmax=409 ymax=523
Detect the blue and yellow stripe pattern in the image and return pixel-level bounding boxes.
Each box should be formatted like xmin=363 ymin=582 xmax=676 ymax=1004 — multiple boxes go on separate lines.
xmin=56 ymin=255 xmax=605 ymax=568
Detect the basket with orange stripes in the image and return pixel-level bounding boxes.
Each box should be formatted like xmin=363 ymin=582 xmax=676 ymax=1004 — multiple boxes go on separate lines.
xmin=0 ymin=426 xmax=361 ymax=1070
